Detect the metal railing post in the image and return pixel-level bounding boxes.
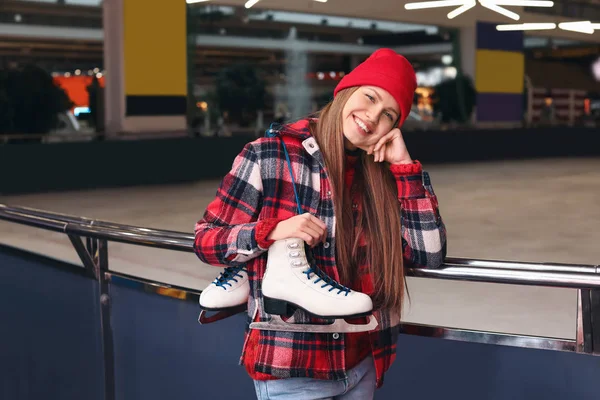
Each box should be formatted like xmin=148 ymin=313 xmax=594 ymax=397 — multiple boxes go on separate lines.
xmin=97 ymin=239 xmax=116 ymax=400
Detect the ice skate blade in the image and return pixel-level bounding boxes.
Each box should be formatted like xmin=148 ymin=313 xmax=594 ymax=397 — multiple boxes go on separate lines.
xmin=249 ymin=315 xmax=378 ymax=333
xmin=198 ymin=304 xmax=246 ymax=324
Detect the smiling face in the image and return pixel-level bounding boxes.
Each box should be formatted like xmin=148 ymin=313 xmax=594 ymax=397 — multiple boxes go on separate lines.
xmin=341 ymin=85 xmax=401 ymax=151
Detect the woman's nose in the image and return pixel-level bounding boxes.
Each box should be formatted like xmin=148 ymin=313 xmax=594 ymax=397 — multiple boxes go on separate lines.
xmin=365 ymin=108 xmax=376 ymax=124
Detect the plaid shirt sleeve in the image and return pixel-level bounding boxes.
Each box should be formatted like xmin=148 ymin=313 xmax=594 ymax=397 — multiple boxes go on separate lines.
xmin=390 ymin=161 xmax=447 ymax=269
xmin=194 ymin=142 xmax=278 ymax=266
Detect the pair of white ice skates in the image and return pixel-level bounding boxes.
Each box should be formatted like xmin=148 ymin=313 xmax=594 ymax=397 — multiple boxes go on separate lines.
xmin=199 ymin=238 xmax=378 ymax=333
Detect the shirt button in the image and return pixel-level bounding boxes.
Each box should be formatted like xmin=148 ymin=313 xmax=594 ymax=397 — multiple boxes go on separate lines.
xmin=352 ymin=203 xmax=358 ymax=209
xmin=332 ymin=333 xmax=340 ymax=340
xmin=327 ymin=191 xmax=332 ymax=197
xmin=323 ymin=242 xmax=330 ymax=249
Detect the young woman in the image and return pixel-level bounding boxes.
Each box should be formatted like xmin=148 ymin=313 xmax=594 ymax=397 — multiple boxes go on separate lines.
xmin=194 ymin=48 xmax=447 ymax=399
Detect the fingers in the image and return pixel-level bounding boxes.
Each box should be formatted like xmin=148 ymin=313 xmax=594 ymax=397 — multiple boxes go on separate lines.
xmin=369 ymin=131 xmax=394 ymax=163
xmin=300 ymin=222 xmax=321 ymax=241
xmin=275 ymin=214 xmax=327 ymax=245
xmin=297 ymin=232 xmax=318 ymax=246
xmin=371 ymin=146 xmax=384 ymax=162
xmin=306 ymin=213 xmax=327 ymax=232
xmin=373 ymin=129 xmax=399 ymax=153
xmin=367 ymin=145 xmax=381 ymax=162
xmin=300 ymin=213 xmax=328 ymax=246
xmin=301 ymin=213 xmax=327 ymax=237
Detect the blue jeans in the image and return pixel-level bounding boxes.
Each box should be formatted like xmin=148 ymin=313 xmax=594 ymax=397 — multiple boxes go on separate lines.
xmin=253 ymin=356 xmax=376 ymax=400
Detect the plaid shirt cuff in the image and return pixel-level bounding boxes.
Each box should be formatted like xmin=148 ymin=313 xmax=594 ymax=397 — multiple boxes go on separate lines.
xmin=390 ymin=161 xmax=426 ymax=198
xmin=255 ymin=218 xmax=283 ymax=250
xmin=389 ymin=160 xmax=422 ymax=176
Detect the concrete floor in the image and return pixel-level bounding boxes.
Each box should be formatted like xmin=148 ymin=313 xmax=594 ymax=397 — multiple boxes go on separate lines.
xmin=1 ymin=157 xmax=599 ymax=341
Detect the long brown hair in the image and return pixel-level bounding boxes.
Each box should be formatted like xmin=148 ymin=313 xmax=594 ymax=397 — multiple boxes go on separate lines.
xmin=309 ymin=87 xmax=405 ymax=317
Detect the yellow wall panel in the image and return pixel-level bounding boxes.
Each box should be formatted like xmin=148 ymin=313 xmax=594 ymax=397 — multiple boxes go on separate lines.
xmin=475 ymin=50 xmax=524 ymax=94
xmin=123 ymin=0 xmax=187 ymax=96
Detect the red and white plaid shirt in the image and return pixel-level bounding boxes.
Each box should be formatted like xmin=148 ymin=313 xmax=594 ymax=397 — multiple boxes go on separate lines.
xmin=194 ymin=119 xmax=447 ymax=388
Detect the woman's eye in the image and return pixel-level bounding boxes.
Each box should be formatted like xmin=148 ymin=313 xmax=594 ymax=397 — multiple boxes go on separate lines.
xmin=365 ymin=94 xmax=375 ymax=103
xmin=384 ymin=111 xmax=394 ymax=121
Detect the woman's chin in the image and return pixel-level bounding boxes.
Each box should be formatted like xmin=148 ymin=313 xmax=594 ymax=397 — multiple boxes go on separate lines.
xmin=344 ymin=132 xmax=371 ymax=152
xmin=343 ymin=135 xmax=357 ymax=150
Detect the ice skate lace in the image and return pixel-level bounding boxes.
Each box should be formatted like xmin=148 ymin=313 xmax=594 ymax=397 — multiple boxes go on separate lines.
xmin=304 ymin=266 xmax=351 ymax=296
xmin=214 ymin=266 xmax=247 ymax=290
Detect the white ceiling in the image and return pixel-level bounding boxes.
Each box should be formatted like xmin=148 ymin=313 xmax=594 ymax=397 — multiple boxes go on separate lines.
xmin=213 ymin=0 xmax=600 ymax=43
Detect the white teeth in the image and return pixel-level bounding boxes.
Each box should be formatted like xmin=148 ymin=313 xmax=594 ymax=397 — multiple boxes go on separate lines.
xmin=354 ymin=117 xmax=369 ymax=133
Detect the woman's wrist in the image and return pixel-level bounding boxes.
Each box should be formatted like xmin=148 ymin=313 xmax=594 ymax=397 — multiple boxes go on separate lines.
xmin=390 ymin=158 xmax=413 ymax=165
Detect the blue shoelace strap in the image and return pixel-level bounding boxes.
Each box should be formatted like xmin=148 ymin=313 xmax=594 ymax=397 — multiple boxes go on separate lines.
xmin=303 ymin=266 xmax=350 ymax=296
xmin=265 ymin=123 xmax=303 ymax=215
xmin=214 ymin=266 xmax=246 ymax=289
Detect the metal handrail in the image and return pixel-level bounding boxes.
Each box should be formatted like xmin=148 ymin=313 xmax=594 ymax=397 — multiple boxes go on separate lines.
xmin=1 ymin=203 xmax=599 ymax=289
xmin=0 ymin=204 xmax=190 ymax=238
xmin=444 ymin=256 xmax=599 ymax=275
xmin=0 ymin=204 xmax=193 ymax=252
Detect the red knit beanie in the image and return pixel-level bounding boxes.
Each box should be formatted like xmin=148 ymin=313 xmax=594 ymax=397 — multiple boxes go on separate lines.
xmin=334 ymin=48 xmax=417 ymax=127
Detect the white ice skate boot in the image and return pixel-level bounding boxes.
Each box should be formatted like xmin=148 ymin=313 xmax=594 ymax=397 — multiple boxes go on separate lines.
xmin=198 ymin=266 xmax=249 ymax=324
xmin=250 ymin=238 xmax=378 ymax=333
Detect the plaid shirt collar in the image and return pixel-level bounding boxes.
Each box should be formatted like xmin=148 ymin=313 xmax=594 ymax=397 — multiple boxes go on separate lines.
xmin=270 ymin=119 xmax=312 ymax=141
xmin=271 ymin=119 xmax=325 ymax=167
